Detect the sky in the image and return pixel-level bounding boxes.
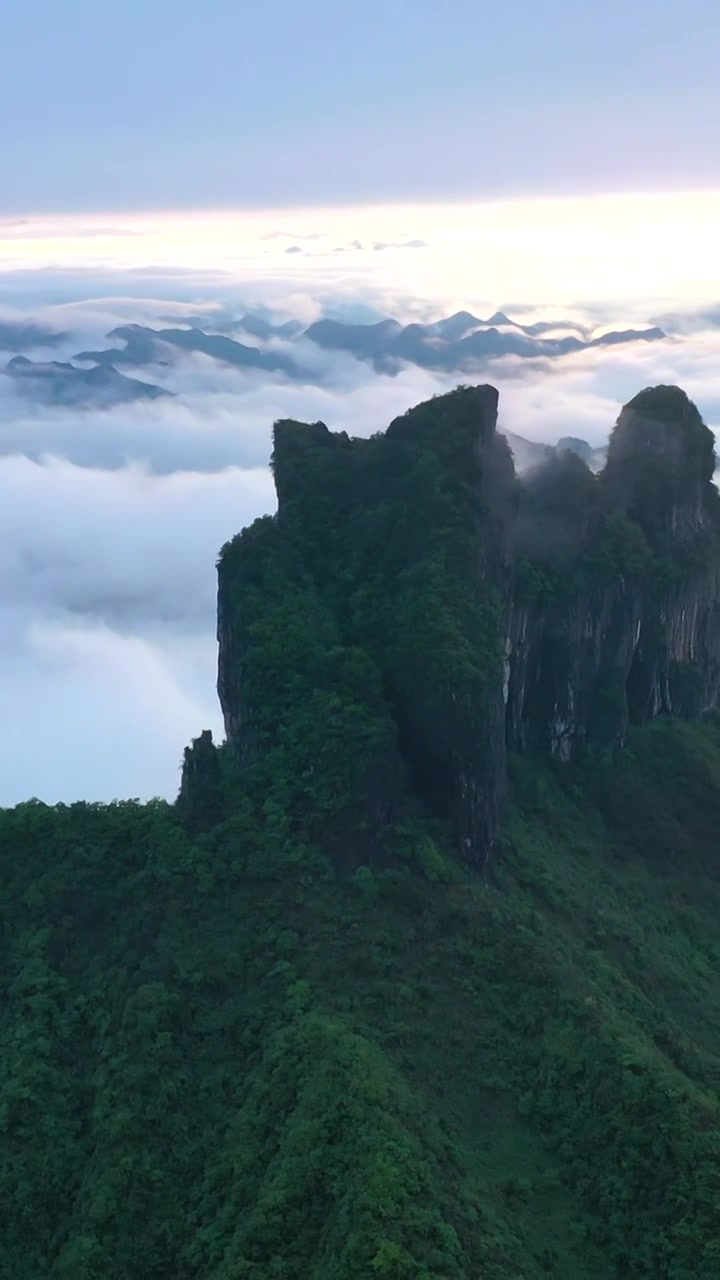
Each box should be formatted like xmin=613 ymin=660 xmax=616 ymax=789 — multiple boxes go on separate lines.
xmin=1 ymin=1 xmax=719 ymax=211
xmin=1 ymin=1 xmax=719 ymax=806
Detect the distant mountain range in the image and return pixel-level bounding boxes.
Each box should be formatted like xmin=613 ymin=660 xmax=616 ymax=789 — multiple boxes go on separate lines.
xmin=4 ymin=356 xmax=168 ymax=408
xmin=0 ymin=308 xmax=669 ymax=409
xmin=502 ymin=430 xmax=607 ymax=474
xmin=76 ymin=323 xmax=303 ymax=378
xmin=0 ymin=321 xmax=68 ymax=352
xmin=77 ymin=311 xmax=665 ymax=379
xmin=301 ymin=311 xmax=666 ymax=371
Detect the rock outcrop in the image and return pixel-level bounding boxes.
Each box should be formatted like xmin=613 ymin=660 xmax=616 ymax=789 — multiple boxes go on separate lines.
xmin=508 ymin=388 xmax=720 ymax=757
xmin=199 ymin=383 xmax=720 ymax=867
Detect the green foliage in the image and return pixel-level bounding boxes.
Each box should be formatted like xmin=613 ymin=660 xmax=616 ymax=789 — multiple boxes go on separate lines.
xmin=2 ymin=719 xmax=720 ymax=1275
xmin=218 ymin=388 xmax=514 ymax=858
xmin=586 ymin=510 xmax=653 ymax=581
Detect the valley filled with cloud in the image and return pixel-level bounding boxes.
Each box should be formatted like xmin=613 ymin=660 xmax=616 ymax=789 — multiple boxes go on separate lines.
xmin=2 ymin=209 xmax=720 ymax=805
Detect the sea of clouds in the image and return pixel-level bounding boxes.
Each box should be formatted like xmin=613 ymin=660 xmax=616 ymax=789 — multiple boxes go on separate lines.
xmin=2 ymin=264 xmax=720 ymax=807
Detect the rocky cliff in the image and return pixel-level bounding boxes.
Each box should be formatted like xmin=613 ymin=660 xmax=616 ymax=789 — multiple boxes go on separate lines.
xmin=207 ymin=383 xmax=720 ymax=867
xmin=508 ymin=387 xmax=720 ymax=758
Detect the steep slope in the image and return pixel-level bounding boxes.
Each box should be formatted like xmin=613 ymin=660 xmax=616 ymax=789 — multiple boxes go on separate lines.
xmin=216 ymin=383 xmax=720 ymax=864
xmin=2 ymin=721 xmax=720 ymax=1277
xmin=217 ymin=386 xmax=516 ymax=866
xmin=509 ymin=387 xmax=720 ymax=757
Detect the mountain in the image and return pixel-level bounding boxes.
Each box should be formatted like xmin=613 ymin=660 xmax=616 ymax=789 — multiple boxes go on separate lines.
xmin=501 ymin=429 xmax=606 ymax=474
xmin=157 ymin=312 xmax=305 ymax=340
xmin=76 ymin=323 xmax=304 ymax=377
xmin=75 ymin=310 xmax=666 ymax=381
xmin=0 ymin=319 xmax=67 ymax=351
xmin=214 ymin=383 xmax=720 ymax=863
xmin=4 ymin=355 xmax=168 ymax=406
xmin=2 ymin=383 xmax=720 ymax=1277
xmin=590 ymin=325 xmax=666 ymax=348
xmin=302 ymin=313 xmax=666 ymax=371
xmin=231 ymin=312 xmax=305 ymax=341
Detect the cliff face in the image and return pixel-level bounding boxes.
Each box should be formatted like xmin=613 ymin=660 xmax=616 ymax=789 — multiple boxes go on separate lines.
xmin=216 ymin=386 xmax=515 ymax=866
xmin=508 ymin=387 xmax=720 ymax=758
xmin=209 ymin=383 xmax=720 ymax=866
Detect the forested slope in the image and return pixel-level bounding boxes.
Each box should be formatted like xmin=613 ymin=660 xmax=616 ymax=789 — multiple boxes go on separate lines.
xmin=2 ymin=718 xmax=720 ymax=1277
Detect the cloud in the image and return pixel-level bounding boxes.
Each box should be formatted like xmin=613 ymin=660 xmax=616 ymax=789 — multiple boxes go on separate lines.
xmin=2 ymin=269 xmax=720 ymax=809
xmin=0 ymin=344 xmax=456 ymax=475
xmin=0 ymin=226 xmax=147 ymax=241
xmin=261 ymin=230 xmax=326 ymax=242
xmin=372 ymin=239 xmax=428 ymax=251
xmin=497 ymin=331 xmax=720 ymax=447
xmin=0 ymin=454 xmax=273 ymax=806
xmin=285 ymin=245 xmax=303 ymax=255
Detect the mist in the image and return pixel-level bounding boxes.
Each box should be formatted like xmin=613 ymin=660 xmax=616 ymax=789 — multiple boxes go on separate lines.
xmin=1 ymin=276 xmax=719 ymax=806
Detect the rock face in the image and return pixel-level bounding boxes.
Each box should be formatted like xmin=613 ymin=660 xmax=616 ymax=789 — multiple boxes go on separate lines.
xmin=216 ymin=386 xmax=515 ymax=866
xmin=177 ymin=729 xmax=225 ymax=834
xmin=208 ymin=383 xmax=720 ymax=867
xmin=508 ymin=388 xmax=720 ymax=758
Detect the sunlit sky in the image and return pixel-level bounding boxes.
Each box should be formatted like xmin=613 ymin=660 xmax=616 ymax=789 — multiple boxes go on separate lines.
xmin=2 ymin=1 xmax=717 ymax=311
xmin=1 ymin=193 xmax=719 ymax=312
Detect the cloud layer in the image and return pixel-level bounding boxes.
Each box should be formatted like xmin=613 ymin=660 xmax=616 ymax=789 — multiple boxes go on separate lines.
xmin=1 ymin=271 xmax=720 ymax=807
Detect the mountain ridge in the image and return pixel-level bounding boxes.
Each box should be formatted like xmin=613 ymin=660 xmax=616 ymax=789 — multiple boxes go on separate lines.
xmin=3 ymin=354 xmax=168 ymax=406
xmin=71 ymin=310 xmax=667 ymax=381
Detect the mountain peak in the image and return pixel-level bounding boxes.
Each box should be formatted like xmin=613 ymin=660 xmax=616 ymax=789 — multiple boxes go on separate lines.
xmin=217 ymin=383 xmax=720 ymax=867
xmin=605 ymin=385 xmax=718 ymax=540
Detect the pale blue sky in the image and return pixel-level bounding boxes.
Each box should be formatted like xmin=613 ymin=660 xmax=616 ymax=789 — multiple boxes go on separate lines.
xmin=1 ymin=0 xmax=718 ymax=212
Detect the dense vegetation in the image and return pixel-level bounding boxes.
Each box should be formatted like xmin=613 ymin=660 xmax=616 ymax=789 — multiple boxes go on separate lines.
xmin=3 ymin=383 xmax=720 ymax=1277
xmin=3 ymin=719 xmax=720 ymax=1277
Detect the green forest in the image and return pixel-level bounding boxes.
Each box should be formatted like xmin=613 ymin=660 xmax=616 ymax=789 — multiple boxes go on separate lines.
xmin=3 ymin=723 xmax=720 ymax=1277
xmin=2 ymin=385 xmax=720 ymax=1277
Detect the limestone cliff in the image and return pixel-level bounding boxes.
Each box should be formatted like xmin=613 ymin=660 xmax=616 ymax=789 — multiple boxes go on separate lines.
xmin=508 ymin=387 xmax=720 ymax=757
xmin=200 ymin=383 xmax=720 ymax=866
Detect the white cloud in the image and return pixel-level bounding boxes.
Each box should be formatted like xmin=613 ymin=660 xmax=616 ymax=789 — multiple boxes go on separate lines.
xmin=1 ymin=262 xmax=720 ymax=807
xmin=0 ymin=455 xmax=273 ymax=805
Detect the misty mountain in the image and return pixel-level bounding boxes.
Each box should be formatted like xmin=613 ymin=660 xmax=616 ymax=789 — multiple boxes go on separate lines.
xmin=230 ymin=313 xmax=305 ymax=341
xmin=422 ymin=309 xmax=579 ymax=341
xmin=300 ymin=317 xmax=403 ymax=360
xmin=502 ymin=429 xmax=607 ymax=474
xmin=157 ymin=312 xmax=305 ymax=340
xmin=4 ymin=356 xmax=169 ymax=407
xmin=76 ymin=324 xmax=304 ymax=377
xmin=303 ymin=311 xmax=666 ymax=371
xmin=71 ymin=309 xmax=666 ymax=384
xmin=0 ymin=320 xmax=67 ymax=352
